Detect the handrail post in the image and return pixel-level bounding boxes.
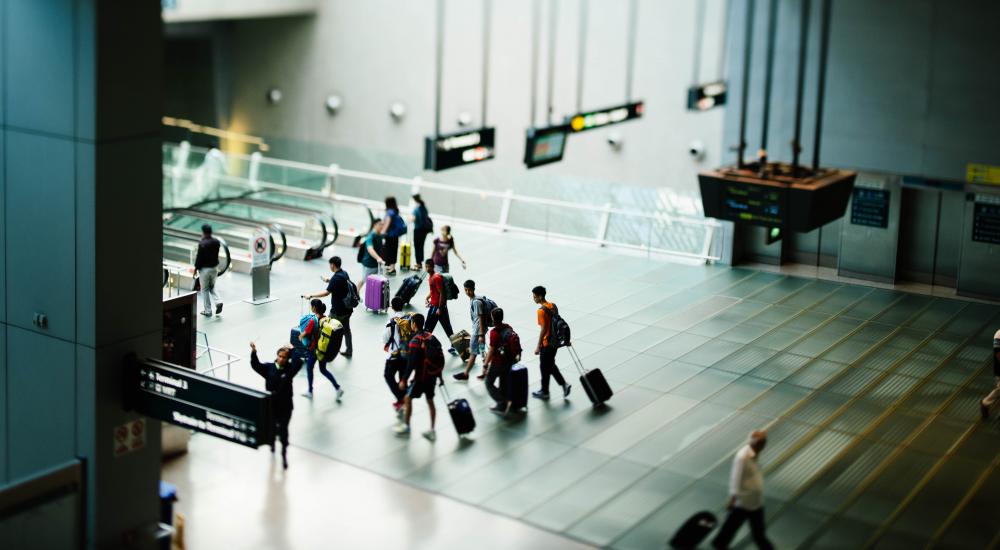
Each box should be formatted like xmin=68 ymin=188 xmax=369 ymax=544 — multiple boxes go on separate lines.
xmin=497 ymin=189 xmax=514 ymax=232
xmin=700 ymin=223 xmax=716 ymax=263
xmin=324 ymin=163 xmax=339 ymax=196
xmin=248 ymin=151 xmax=262 ymax=191
xmin=596 ymin=202 xmax=612 ymax=246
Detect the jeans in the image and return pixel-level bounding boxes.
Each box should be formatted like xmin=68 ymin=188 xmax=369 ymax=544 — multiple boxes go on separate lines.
xmin=332 ymin=312 xmax=353 ymax=353
xmin=273 ymin=409 xmax=292 ymax=454
xmin=485 ymin=362 xmax=511 ymax=406
xmin=198 ymin=267 xmax=221 ymax=313
xmin=384 ymin=356 xmax=407 ymax=402
xmin=426 ymin=306 xmax=454 ymax=341
xmin=539 ymin=346 xmax=566 ymax=393
xmin=712 ymin=507 xmax=773 ymax=550
xmin=305 ymin=350 xmax=340 ymax=392
xmin=414 ymin=229 xmax=430 ymax=265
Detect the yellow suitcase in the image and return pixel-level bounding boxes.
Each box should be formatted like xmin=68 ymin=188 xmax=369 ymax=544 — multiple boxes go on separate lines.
xmin=399 ymin=241 xmax=412 ymax=271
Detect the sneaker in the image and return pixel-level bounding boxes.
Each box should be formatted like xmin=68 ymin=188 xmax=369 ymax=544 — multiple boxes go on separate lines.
xmin=396 ymin=406 xmax=405 ymax=421
xmin=282 ymin=455 xmax=289 ymax=470
xmin=563 ymin=384 xmax=572 ymax=399
xmin=393 ymin=423 xmax=411 ymax=436
xmin=453 ymin=372 xmax=469 ymax=381
xmin=216 ymin=303 xmax=223 ymax=314
xmin=447 ymin=347 xmax=459 ymax=356
xmin=422 ymin=430 xmax=436 ymax=442
xmin=341 ymin=350 xmax=353 ymax=358
xmin=302 ymin=390 xmax=314 ymax=398
xmin=489 ymin=405 xmax=508 ymax=417
xmin=200 ymin=311 xmax=212 ymax=317
xmin=532 ymin=390 xmax=550 ymax=400
xmin=982 ymin=402 xmax=990 ymax=421
xmin=336 ymin=388 xmax=345 ymax=401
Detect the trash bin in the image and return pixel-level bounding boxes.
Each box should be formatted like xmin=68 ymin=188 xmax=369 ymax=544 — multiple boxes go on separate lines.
xmin=158 ymin=481 xmax=178 ymax=550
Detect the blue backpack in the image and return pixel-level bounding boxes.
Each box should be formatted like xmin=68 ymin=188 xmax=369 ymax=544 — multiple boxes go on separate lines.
xmin=388 ymin=211 xmax=408 ymax=237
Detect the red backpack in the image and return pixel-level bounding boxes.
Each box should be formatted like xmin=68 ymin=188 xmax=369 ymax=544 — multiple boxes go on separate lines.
xmin=414 ymin=332 xmax=445 ymax=379
xmin=495 ymin=324 xmax=522 ymax=364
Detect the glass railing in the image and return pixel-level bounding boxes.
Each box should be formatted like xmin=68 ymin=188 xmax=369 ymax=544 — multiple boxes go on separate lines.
xmin=163 ymin=141 xmax=722 ymax=262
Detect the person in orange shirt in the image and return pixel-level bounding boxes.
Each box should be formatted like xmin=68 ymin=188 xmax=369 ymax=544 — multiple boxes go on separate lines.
xmin=532 ymin=285 xmax=571 ymax=400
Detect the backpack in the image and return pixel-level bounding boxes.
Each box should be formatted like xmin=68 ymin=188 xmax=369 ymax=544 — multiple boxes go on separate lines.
xmin=343 ymin=278 xmax=360 ymax=310
xmin=415 ymin=206 xmax=433 ymax=231
xmin=385 ymin=314 xmax=414 ymax=356
xmin=298 ymin=313 xmax=319 ymax=348
xmin=544 ymin=304 xmax=572 ymax=348
xmin=414 ymin=333 xmax=445 ymax=379
xmin=477 ymin=297 xmax=499 ymax=327
xmin=441 ymin=274 xmax=460 ymax=300
xmin=315 ymin=316 xmax=344 ymax=362
xmin=388 ymin=211 xmax=408 ymax=237
xmin=495 ymin=325 xmax=522 ymax=363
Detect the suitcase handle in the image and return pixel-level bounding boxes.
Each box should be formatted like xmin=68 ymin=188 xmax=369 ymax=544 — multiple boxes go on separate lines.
xmin=567 ymin=345 xmax=601 ymax=403
xmin=438 ymin=375 xmax=451 ymax=402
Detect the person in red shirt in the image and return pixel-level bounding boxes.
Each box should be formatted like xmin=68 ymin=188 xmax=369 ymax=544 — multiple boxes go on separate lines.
xmin=423 ymin=259 xmax=458 ymax=355
xmin=483 ymin=308 xmax=520 ymax=415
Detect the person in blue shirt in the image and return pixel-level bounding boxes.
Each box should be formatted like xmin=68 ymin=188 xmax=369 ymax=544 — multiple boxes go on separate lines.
xmin=412 ymin=194 xmax=433 ymax=270
xmin=379 ymin=196 xmax=407 ymax=276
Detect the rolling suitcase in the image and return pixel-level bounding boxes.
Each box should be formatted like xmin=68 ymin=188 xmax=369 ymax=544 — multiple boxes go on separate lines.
xmin=441 ymin=381 xmax=475 ymax=436
xmin=668 ymin=511 xmax=717 ymax=549
xmin=568 ymin=346 xmax=613 ymax=406
xmin=399 ymin=241 xmax=412 ymax=271
xmin=394 ymin=273 xmax=423 ymax=305
xmin=450 ymin=330 xmax=471 ymax=361
xmin=506 ymin=363 xmax=529 ymax=411
xmin=365 ymin=268 xmax=390 ymax=313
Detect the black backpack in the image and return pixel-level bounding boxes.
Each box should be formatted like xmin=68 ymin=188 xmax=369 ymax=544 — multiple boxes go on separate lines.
xmin=478 ymin=297 xmax=499 ymax=327
xmin=337 ymin=272 xmax=359 ymax=310
xmin=544 ymin=304 xmax=572 ymax=348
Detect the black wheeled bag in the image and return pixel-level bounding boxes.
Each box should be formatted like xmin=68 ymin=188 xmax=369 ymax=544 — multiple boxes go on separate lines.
xmin=395 ymin=274 xmax=422 ymax=305
xmin=668 ymin=511 xmax=718 ymax=549
xmin=440 ymin=381 xmax=475 ymax=436
xmin=506 ymin=363 xmax=529 ymax=411
xmin=568 ymin=346 xmax=613 ymax=405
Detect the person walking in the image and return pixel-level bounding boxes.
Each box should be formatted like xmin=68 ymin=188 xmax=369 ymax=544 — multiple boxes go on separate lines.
xmin=298 ymin=299 xmax=344 ymax=401
xmin=483 ymin=308 xmax=521 ymax=416
xmin=194 ymin=224 xmax=223 ymax=317
xmin=431 ymin=225 xmax=467 ymax=273
xmin=412 ymin=194 xmax=433 ymax=270
xmin=454 ymin=280 xmax=489 ymax=381
xmin=304 ymin=256 xmax=357 ymax=357
xmin=380 ymin=196 xmax=407 ymax=276
xmin=532 ymin=285 xmax=571 ymax=400
xmin=357 ymin=221 xmax=386 ymax=292
xmin=980 ymin=329 xmax=1000 ymax=420
xmin=249 ymin=342 xmax=303 ymax=470
xmin=423 ymin=259 xmax=458 ymax=356
xmin=383 ymin=296 xmax=412 ymax=417
xmin=712 ymin=430 xmax=774 ymax=550
xmin=394 ymin=313 xmax=444 ymax=441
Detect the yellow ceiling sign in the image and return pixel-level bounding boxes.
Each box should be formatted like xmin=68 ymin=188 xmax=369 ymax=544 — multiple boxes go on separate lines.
xmin=967 ymin=163 xmax=1000 ymax=185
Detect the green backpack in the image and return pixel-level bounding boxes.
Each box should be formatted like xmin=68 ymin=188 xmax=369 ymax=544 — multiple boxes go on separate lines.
xmin=315 ymin=316 xmax=344 ymax=362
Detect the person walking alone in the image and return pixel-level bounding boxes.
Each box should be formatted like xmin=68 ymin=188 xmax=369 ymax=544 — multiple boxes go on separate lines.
xmin=712 ymin=430 xmax=774 ymax=550
xmin=424 ymin=259 xmax=458 ymax=356
xmin=194 ymin=224 xmax=223 ymax=317
xmin=531 ymin=286 xmax=571 ymax=400
xmin=411 ymin=194 xmax=433 ymax=270
xmin=431 ymin=225 xmax=466 ymax=273
xmin=249 ymin=342 xmax=303 ymax=470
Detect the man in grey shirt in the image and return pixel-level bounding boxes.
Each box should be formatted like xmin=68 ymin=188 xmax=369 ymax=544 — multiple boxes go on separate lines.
xmin=712 ymin=430 xmax=774 ymax=550
xmin=454 ymin=280 xmax=489 ymax=381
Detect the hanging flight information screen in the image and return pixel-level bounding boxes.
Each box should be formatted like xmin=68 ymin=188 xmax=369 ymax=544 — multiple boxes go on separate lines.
xmin=524 ymin=125 xmax=569 ymax=168
xmin=424 ymin=127 xmax=496 ymax=171
xmin=850 ymin=188 xmax=890 ymax=228
xmin=721 ymin=183 xmax=784 ymax=226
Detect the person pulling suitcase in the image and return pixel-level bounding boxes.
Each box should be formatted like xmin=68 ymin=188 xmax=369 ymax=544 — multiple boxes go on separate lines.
xmin=531 ymin=286 xmax=571 ymax=400
xmin=482 ymin=308 xmax=523 ymax=417
xmin=394 ymin=313 xmax=445 ymax=441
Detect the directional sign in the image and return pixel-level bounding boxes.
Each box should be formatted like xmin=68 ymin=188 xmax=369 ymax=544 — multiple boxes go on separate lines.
xmin=125 ymin=357 xmax=273 ymax=449
xmin=567 ymin=101 xmax=644 ymax=133
xmin=687 ymin=81 xmax=728 ymax=111
xmin=424 ymin=127 xmax=496 ymax=171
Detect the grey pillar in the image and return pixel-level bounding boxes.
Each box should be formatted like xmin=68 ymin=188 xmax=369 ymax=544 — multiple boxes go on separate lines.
xmin=1 ymin=1 xmax=163 ymax=548
xmin=837 ymin=173 xmax=902 ymax=283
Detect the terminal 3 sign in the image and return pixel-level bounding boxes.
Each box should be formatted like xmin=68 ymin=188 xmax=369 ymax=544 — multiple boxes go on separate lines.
xmin=125 ymin=356 xmax=273 ymax=449
xmin=424 ymin=127 xmax=496 ymax=171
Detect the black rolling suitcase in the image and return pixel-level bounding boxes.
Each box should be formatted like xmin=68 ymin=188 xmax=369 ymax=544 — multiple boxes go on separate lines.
xmin=395 ymin=273 xmax=423 ymax=305
xmin=441 ymin=381 xmax=475 ymax=436
xmin=568 ymin=346 xmax=613 ymax=406
xmin=668 ymin=511 xmax=717 ymax=549
xmin=506 ymin=363 xmax=529 ymax=411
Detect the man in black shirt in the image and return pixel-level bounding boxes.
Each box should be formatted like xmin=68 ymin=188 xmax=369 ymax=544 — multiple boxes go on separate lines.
xmin=194 ymin=224 xmax=223 ymax=316
xmin=304 ymin=256 xmax=356 ymax=357
xmin=250 ymin=342 xmax=303 ymax=470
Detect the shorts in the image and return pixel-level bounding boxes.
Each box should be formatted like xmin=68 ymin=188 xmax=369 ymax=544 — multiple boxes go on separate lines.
xmin=470 ymin=333 xmax=485 ymax=355
xmin=362 ymin=265 xmax=379 ymax=279
xmin=407 ymin=378 xmax=437 ymax=399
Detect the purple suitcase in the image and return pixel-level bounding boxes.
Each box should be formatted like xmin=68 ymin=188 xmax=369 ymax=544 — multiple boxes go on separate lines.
xmin=365 ymin=274 xmax=390 ymax=313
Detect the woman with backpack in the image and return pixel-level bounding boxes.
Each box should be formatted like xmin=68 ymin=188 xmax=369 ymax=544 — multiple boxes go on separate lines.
xmin=298 ymin=299 xmax=345 ymax=401
xmin=380 ymin=196 xmax=408 ymax=276
xmin=412 ymin=194 xmax=433 ymax=270
xmin=431 ymin=225 xmax=467 ymax=273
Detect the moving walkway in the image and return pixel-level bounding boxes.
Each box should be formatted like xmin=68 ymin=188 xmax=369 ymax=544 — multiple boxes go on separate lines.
xmin=162 ymin=209 xmax=286 ymax=272
xmin=162 ymin=228 xmax=232 ymax=290
xmin=240 ymin=188 xmax=376 ymax=246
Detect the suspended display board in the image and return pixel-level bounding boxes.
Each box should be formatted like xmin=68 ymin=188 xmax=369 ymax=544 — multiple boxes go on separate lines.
xmin=125 ymin=357 xmax=273 ymax=448
xmin=687 ymin=81 xmax=728 ymax=111
xmin=567 ymin=101 xmax=644 ymax=133
xmin=524 ymin=125 xmax=570 ymax=168
xmin=424 ymin=127 xmax=496 ymax=172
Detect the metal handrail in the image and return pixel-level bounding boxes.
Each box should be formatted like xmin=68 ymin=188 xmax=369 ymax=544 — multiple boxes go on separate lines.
xmin=195 ymin=330 xmax=241 ymax=380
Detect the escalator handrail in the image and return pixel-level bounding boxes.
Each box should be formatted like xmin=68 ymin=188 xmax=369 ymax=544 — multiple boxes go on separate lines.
xmin=162 ymin=227 xmax=233 ymax=277
xmin=220 ymin=197 xmax=338 ymax=249
xmin=164 ymin=208 xmax=285 ymax=264
xmin=247 ymin=186 xmax=376 ymax=233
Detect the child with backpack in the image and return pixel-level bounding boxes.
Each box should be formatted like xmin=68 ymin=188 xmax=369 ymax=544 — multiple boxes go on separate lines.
xmin=394 ymin=313 xmax=445 ymax=441
xmin=298 ymin=299 xmax=344 ymax=401
xmin=483 ymin=308 xmax=522 ymax=416
xmin=383 ymin=297 xmax=413 ymax=417
xmin=532 ymin=285 xmax=571 ymax=400
xmin=454 ymin=280 xmax=498 ymax=381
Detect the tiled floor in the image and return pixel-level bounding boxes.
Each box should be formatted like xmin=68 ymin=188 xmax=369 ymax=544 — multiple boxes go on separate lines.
xmin=164 ymin=223 xmax=1000 ymax=549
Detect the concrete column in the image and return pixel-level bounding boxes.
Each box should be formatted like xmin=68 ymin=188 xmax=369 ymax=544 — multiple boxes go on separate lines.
xmin=1 ymin=1 xmax=163 ymax=548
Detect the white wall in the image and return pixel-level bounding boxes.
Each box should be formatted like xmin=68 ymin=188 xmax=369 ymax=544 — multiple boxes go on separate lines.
xmin=210 ymin=0 xmax=730 ymax=195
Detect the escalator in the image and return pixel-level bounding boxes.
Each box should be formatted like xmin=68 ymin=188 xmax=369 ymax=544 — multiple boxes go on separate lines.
xmin=242 ymin=188 xmax=376 ymax=246
xmin=162 ymin=208 xmax=287 ymax=271
xmin=162 ymin=228 xmax=232 ymax=290
xmin=189 ymin=199 xmax=331 ymax=260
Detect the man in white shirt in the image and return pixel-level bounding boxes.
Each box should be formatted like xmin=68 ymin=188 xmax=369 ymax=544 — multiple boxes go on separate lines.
xmin=383 ymin=297 xmax=410 ymax=418
xmin=712 ymin=430 xmax=774 ymax=550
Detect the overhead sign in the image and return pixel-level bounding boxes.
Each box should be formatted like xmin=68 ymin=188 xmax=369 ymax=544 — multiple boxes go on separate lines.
xmin=567 ymin=101 xmax=644 ymax=133
xmin=125 ymin=357 xmax=273 ymax=449
xmin=687 ymin=81 xmax=728 ymax=111
xmin=967 ymin=163 xmax=1000 ymax=185
xmin=250 ymin=229 xmax=270 ymax=268
xmin=524 ymin=125 xmax=570 ymax=168
xmin=424 ymin=127 xmax=496 ymax=171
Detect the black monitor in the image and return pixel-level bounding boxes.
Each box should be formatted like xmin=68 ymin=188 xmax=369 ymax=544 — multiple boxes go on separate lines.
xmin=524 ymin=125 xmax=569 ymax=168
